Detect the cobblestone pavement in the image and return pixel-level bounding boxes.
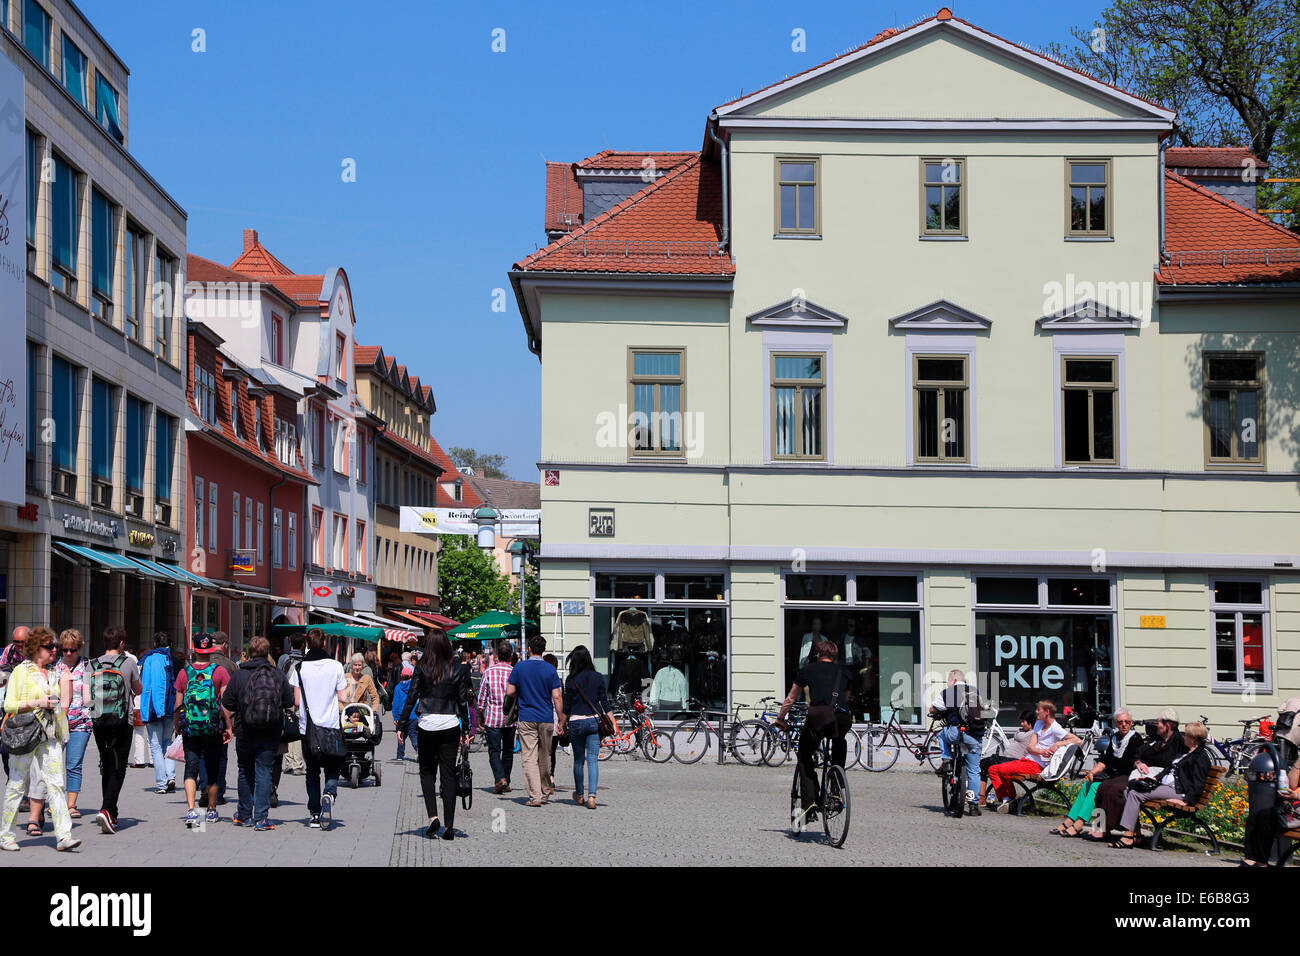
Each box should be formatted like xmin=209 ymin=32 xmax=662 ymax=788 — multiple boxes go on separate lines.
xmin=0 ymin=731 xmax=1236 ymax=867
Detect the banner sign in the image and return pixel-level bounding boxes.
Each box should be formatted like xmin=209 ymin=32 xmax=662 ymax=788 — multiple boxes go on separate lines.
xmin=0 ymin=52 xmax=26 ymax=506
xmin=399 ymin=507 xmax=540 ymax=536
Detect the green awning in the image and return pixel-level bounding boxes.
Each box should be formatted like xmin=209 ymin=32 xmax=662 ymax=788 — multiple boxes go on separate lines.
xmin=271 ymin=623 xmax=384 ymax=643
xmin=54 ymin=542 xmax=169 ymax=579
xmin=446 ymin=610 xmax=540 ymax=642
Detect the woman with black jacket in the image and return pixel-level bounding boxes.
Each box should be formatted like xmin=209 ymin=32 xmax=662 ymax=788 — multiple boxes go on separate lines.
xmin=1109 ymin=722 xmax=1212 ymax=849
xmin=396 ymin=630 xmax=471 ymax=840
xmin=1091 ymin=708 xmax=1186 ymax=838
xmin=1053 ymin=709 xmax=1141 ymax=837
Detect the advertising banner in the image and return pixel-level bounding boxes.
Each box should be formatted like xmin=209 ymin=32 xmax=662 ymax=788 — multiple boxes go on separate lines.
xmin=0 ymin=52 xmax=25 ymax=505
xmin=978 ymin=615 xmax=1069 ymax=719
xmin=399 ymin=506 xmax=540 ymax=536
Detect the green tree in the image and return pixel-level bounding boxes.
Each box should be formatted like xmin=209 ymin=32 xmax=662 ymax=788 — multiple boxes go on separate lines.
xmin=447 ymin=446 xmax=509 ymax=479
xmin=1047 ymin=0 xmax=1300 ymax=230
xmin=511 ymin=561 xmax=540 ymax=623
xmin=436 ymin=535 xmax=510 ymax=622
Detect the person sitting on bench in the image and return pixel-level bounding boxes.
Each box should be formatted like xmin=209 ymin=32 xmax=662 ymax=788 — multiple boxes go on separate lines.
xmin=986 ymin=700 xmax=1080 ymax=813
xmin=1109 ymin=721 xmax=1211 ymax=849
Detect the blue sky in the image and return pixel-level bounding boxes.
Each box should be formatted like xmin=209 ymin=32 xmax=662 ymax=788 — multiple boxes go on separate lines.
xmin=79 ymin=0 xmax=1105 ymax=480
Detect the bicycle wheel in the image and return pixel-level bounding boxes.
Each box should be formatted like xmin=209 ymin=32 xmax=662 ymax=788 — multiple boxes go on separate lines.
xmin=863 ymin=728 xmax=900 ymax=772
xmin=845 ymin=728 xmax=863 ymax=769
xmin=789 ymin=763 xmax=802 ymax=832
xmin=642 ymin=728 xmax=674 ymax=763
xmin=468 ymin=731 xmax=485 ymax=754
xmin=614 ymin=729 xmax=638 ymax=754
xmin=943 ymin=766 xmax=965 ymax=818
xmin=923 ymin=732 xmax=946 ymax=772
xmin=671 ymin=720 xmax=711 ymax=764
xmin=729 ymin=720 xmax=772 ymax=766
xmin=597 ymin=736 xmax=620 ymax=761
xmin=822 ymin=765 xmax=850 ymax=848
xmin=763 ymin=729 xmax=791 ymax=767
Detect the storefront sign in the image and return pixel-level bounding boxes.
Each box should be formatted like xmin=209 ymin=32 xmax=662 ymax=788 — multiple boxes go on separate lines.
xmin=0 ymin=54 xmax=26 ymax=507
xmin=414 ymin=595 xmax=430 ymax=607
xmin=588 ymin=508 xmax=614 ymax=537
xmin=128 ymin=530 xmax=155 ymax=548
xmin=229 ymin=549 xmax=255 ymax=575
xmin=399 ymin=506 xmax=540 ymax=536
xmin=160 ymin=537 xmax=178 ymax=555
xmin=16 ymin=503 xmax=36 ymax=521
xmin=543 ymin=600 xmax=586 ymax=616
xmin=62 ymin=513 xmax=119 ymax=539
xmin=1139 ymin=615 xmax=1166 ymax=629
xmin=986 ymin=616 xmax=1068 ymax=692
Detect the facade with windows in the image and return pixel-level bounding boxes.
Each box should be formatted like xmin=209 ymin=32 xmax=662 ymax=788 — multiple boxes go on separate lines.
xmin=511 ymin=9 xmax=1300 ymax=725
xmin=183 ymin=322 xmax=312 ymax=649
xmin=6 ymin=0 xmax=189 ymax=655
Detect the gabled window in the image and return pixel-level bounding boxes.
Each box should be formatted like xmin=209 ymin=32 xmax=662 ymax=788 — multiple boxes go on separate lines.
xmin=253 ymin=401 xmax=265 ymax=450
xmin=274 ymin=418 xmax=298 ymax=468
xmin=628 ymin=349 xmax=684 ymax=456
xmin=1066 ymin=159 xmax=1110 ymax=237
xmin=913 ymin=354 xmax=968 ymax=462
xmin=335 ymin=333 xmax=346 ymax=382
xmin=1061 ymin=356 xmax=1118 ymax=465
xmin=775 ymin=157 xmax=819 ymax=235
xmin=770 ymin=352 xmax=825 ymax=460
xmin=921 ymin=158 xmax=964 ymax=236
xmin=1204 ymin=353 xmax=1263 ymax=466
xmin=23 ymin=0 xmax=49 ymax=69
xmin=61 ymin=35 xmax=86 ymax=106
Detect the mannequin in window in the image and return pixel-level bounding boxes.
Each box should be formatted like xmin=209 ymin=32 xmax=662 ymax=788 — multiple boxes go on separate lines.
xmin=798 ymin=617 xmax=826 ymax=668
xmin=610 ymin=652 xmax=646 ymax=699
xmin=612 ymin=608 xmax=653 ymax=653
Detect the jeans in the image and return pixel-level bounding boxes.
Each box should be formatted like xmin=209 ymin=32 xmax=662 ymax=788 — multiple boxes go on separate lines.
xmin=64 ymin=730 xmax=91 ymax=794
xmin=92 ymin=723 xmax=133 ymax=818
xmin=396 ymin=726 xmax=420 ymax=759
xmin=235 ymin=734 xmax=280 ymax=823
xmin=145 ymin=719 xmax=175 ymax=789
xmin=486 ymin=726 xmax=514 ymax=784
xmin=416 ymin=727 xmax=460 ymax=827
xmin=941 ymin=726 xmax=982 ymax=798
xmin=569 ymin=719 xmax=601 ymax=796
xmin=303 ymin=749 xmax=341 ymax=817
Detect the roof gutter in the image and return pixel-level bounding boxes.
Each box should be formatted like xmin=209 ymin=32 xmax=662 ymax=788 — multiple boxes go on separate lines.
xmin=706 ymin=114 xmax=730 ymax=253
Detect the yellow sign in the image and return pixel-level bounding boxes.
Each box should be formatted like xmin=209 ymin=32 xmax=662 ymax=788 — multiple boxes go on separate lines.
xmin=420 ymin=511 xmax=438 ymax=529
xmin=1139 ymin=615 xmax=1166 ymax=629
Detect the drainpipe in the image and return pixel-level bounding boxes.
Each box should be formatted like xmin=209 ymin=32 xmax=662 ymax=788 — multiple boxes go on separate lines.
xmin=707 ymin=114 xmax=730 ymax=253
xmin=1158 ymin=125 xmax=1174 ymax=267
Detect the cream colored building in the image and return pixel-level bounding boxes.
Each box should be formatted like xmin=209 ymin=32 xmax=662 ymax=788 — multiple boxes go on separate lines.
xmin=510 ymin=9 xmax=1300 ymax=727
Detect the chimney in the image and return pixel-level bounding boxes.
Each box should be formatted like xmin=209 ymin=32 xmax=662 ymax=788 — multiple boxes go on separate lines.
xmin=243 ymin=229 xmax=258 ymax=252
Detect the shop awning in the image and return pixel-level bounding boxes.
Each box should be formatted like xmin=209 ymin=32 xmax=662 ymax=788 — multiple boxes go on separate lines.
xmin=124 ymin=556 xmax=222 ymax=591
xmin=54 ymin=542 xmax=170 ymax=580
xmin=389 ymin=608 xmax=461 ymax=632
xmin=271 ymin=622 xmax=384 ymax=643
xmin=313 ymin=607 xmax=418 ymax=643
xmin=446 ymin=610 xmax=539 ymax=642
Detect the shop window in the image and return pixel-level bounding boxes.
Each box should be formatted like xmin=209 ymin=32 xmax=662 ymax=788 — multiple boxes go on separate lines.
xmin=785 ymin=574 xmax=847 ymax=602
xmin=594 ymin=573 xmax=654 ymax=601
xmin=1061 ymin=356 xmax=1117 ymax=465
xmin=975 ymin=576 xmax=1038 ymax=606
xmin=663 ymin=574 xmax=725 ymax=601
xmin=857 ymin=575 xmax=919 ymax=604
xmin=592 ymin=604 xmax=727 ymax=714
xmin=1046 ymin=577 xmax=1110 ymax=607
xmin=1211 ymin=578 xmax=1269 ymax=693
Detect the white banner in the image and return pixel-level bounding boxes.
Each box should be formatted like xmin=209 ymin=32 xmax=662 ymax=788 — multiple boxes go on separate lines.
xmin=0 ymin=53 xmax=25 ymax=505
xmin=399 ymin=506 xmax=540 ymax=536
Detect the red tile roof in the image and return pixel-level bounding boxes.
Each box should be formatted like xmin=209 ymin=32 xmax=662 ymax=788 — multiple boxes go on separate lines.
xmin=231 ymin=229 xmax=295 ymax=277
xmin=1166 ymin=147 xmax=1267 ymax=170
xmin=354 ymin=345 xmax=381 ymax=366
xmin=375 ymin=426 xmax=445 ymax=476
xmin=713 ymin=8 xmax=1171 ymax=116
xmin=427 ymin=436 xmax=483 ymax=507
xmin=187 ymin=254 xmax=300 ymax=310
xmin=1160 ymin=171 xmax=1300 ymax=284
xmin=544 ymin=162 xmax=583 ymax=233
xmin=516 ymin=154 xmax=733 ymax=276
xmin=576 ymin=150 xmax=695 ymax=171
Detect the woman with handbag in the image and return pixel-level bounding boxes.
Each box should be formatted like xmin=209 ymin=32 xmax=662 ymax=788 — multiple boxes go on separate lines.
xmin=1109 ymin=721 xmax=1212 ymax=849
xmin=288 ymin=629 xmax=348 ymax=831
xmin=1051 ymin=709 xmax=1140 ymax=837
xmin=558 ymin=645 xmax=618 ymax=810
xmin=395 ymin=629 xmax=471 ymax=841
xmin=0 ymin=627 xmax=79 ymax=851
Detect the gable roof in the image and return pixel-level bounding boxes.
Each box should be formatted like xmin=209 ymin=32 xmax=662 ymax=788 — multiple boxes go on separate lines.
xmin=515 ymin=154 xmax=733 ymax=276
xmin=224 ymin=229 xmax=325 ymax=306
xmin=461 ymin=474 xmax=540 ymax=510
xmin=1160 ymin=171 xmax=1300 ymax=285
xmin=576 ymin=150 xmax=696 ymax=171
xmin=712 ymin=7 xmax=1174 ymax=122
xmin=427 ymin=436 xmax=483 ymax=507
xmin=1166 ymin=147 xmax=1267 ymax=171
xmin=230 ymin=229 xmax=295 ymax=277
xmin=186 ymin=254 xmax=300 ymax=311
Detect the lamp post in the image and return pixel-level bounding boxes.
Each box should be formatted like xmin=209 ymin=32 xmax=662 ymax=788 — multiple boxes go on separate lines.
xmin=508 ymin=538 xmax=536 ymax=654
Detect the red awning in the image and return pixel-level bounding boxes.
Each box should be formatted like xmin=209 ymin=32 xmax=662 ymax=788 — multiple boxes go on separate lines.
xmin=391 ymin=608 xmax=460 ymax=631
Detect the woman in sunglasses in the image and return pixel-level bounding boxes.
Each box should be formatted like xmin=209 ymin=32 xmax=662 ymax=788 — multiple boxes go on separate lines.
xmin=55 ymin=630 xmax=92 ymax=821
xmin=1051 ymin=709 xmax=1140 ymax=837
xmin=0 ymin=627 xmax=79 ymax=851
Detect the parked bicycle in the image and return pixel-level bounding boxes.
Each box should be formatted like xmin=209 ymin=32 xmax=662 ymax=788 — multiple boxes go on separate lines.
xmin=728 ymin=696 xmax=784 ymax=766
xmin=861 ymin=711 xmax=945 ymax=772
xmin=787 ymin=718 xmax=851 ymax=847
xmin=1062 ymin=711 xmax=1109 ymax=779
xmin=670 ymin=698 xmax=735 ymax=764
xmin=599 ymin=692 xmax=673 ymax=762
xmin=939 ymin=721 xmax=973 ymax=818
xmin=1201 ymin=712 xmax=1270 ymax=776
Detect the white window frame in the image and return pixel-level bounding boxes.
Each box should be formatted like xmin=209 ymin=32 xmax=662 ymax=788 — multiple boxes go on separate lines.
xmin=1209 ymin=577 xmax=1271 ymax=695
xmin=256 ymin=501 xmax=264 ymax=566
xmin=288 ymin=513 xmax=298 ymax=570
xmin=208 ymin=482 xmax=218 ymax=554
xmin=272 ymin=508 xmax=282 ymax=568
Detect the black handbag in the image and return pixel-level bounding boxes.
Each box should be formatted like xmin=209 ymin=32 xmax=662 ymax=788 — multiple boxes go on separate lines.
xmin=0 ymin=711 xmax=48 ymax=755
xmin=297 ymin=663 xmax=344 ymax=760
xmin=456 ymin=742 xmax=473 ymax=809
xmin=281 ymin=705 xmax=302 ymax=744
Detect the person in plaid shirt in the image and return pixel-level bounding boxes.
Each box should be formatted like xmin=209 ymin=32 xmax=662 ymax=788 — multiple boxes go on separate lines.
xmin=477 ymin=641 xmax=516 ymax=793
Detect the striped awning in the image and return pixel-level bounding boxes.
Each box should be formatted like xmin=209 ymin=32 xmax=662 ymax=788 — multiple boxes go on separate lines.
xmin=313 ymin=607 xmax=418 ymax=642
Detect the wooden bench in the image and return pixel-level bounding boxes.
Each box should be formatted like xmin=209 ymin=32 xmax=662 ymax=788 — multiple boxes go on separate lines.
xmin=1007 ymin=771 xmax=1069 ymax=816
xmin=1271 ymin=827 xmax=1300 ymax=866
xmin=1138 ymin=764 xmax=1226 ymax=854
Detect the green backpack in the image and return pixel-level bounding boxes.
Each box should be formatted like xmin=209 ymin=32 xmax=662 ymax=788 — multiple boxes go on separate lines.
xmin=182 ymin=665 xmax=221 ymax=736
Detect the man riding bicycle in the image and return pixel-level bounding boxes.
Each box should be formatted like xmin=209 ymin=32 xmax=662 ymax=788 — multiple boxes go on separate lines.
xmin=776 ymin=640 xmax=852 ymax=823
xmin=929 ymin=669 xmax=986 ymax=817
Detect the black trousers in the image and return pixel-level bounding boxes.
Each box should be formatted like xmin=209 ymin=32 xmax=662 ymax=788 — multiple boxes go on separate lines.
xmin=417 ymin=727 xmax=460 ymax=828
xmin=797 ymin=706 xmax=851 ymax=810
xmin=1244 ymin=806 xmax=1282 ymax=863
xmin=92 ymin=723 xmax=133 ymax=818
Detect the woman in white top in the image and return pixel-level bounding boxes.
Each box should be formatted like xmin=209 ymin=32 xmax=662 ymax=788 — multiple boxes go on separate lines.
xmin=287 ymin=629 xmax=347 ymax=831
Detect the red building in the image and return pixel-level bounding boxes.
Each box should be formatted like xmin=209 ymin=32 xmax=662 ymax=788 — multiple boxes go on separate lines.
xmin=186 ymin=320 xmax=314 ymax=647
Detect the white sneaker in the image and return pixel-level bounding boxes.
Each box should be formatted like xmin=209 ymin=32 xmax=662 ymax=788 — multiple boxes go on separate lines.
xmin=996 ymin=800 xmax=1012 ymax=813
xmin=965 ymin=790 xmax=977 ymax=804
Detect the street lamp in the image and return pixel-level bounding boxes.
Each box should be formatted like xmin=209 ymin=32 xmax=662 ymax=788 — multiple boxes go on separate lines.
xmin=507 ymin=538 xmax=536 ymax=632
xmin=474 ymin=505 xmax=499 ymax=551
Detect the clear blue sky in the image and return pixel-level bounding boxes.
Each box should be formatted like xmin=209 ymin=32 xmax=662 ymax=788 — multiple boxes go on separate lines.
xmin=79 ymin=0 xmax=1105 ymax=480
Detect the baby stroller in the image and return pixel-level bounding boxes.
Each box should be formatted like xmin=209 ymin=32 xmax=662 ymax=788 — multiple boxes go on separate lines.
xmin=342 ymin=703 xmax=383 ymax=788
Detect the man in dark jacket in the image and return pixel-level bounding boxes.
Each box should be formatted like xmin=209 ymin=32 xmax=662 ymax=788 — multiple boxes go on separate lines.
xmin=221 ymin=637 xmax=294 ymax=830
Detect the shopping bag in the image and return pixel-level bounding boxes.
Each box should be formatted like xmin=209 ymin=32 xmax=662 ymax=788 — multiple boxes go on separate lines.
xmin=165 ymin=734 xmax=185 ymax=761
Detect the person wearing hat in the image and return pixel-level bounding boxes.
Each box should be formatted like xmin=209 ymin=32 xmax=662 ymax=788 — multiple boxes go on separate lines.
xmin=1242 ymin=698 xmax=1300 ymax=866
xmin=1089 ymin=706 xmax=1186 ymax=839
xmin=173 ymin=634 xmax=233 ymax=828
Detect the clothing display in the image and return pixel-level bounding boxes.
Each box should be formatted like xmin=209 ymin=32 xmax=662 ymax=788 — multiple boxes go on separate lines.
xmin=649 ymin=665 xmax=687 ymax=709
xmin=612 ymin=608 xmax=654 ymax=652
xmin=609 ymin=653 xmax=647 ymax=697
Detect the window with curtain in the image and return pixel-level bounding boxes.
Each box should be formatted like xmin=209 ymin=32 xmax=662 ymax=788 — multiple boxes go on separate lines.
xmin=23 ymin=0 xmax=49 ymax=69
xmin=333 ymin=514 xmax=347 ymax=570
xmin=771 ymin=352 xmax=825 ymax=459
xmin=125 ymin=395 xmax=146 ymax=492
xmin=95 ymin=73 xmax=124 ymax=142
xmin=1204 ymin=353 xmax=1263 ymax=465
xmin=1211 ymin=579 xmax=1270 ymax=692
xmin=91 ymin=377 xmax=113 ymax=482
xmin=356 ymin=520 xmax=365 ymax=574
xmin=155 ymin=411 xmax=174 ymax=503
xmin=90 ymin=188 xmax=115 ymax=306
xmin=913 ymin=354 xmax=968 ymax=462
xmin=61 ymin=35 xmax=86 ymax=106
xmin=51 ymin=153 xmax=77 ymax=284
xmin=629 ymin=349 xmax=684 ymax=454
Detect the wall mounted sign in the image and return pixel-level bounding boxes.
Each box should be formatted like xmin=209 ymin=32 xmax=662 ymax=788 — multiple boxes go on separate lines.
xmin=544 ymin=470 xmax=559 ymax=486
xmin=62 ymin=513 xmax=119 ymax=539
xmin=543 ymin=600 xmax=586 ymax=616
xmin=229 ymin=549 xmax=255 ymax=575
xmin=160 ymin=537 xmax=178 ymax=555
xmin=16 ymin=503 xmax=37 ymax=521
xmin=399 ymin=507 xmax=540 ymax=536
xmin=414 ymin=595 xmax=431 ymax=607
xmin=128 ymin=530 xmax=155 ymax=548
xmin=1139 ymin=615 xmax=1166 ymax=629
xmin=588 ymin=508 xmax=614 ymax=537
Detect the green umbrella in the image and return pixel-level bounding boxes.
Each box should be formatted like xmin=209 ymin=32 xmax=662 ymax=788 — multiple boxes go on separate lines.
xmin=271 ymin=622 xmax=384 ymax=643
xmin=446 ymin=610 xmax=540 ymax=643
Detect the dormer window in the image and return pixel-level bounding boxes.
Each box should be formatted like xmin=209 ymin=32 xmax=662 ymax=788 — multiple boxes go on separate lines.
xmin=194 ymin=366 xmax=217 ymax=425
xmin=271 ymin=314 xmax=284 ymax=365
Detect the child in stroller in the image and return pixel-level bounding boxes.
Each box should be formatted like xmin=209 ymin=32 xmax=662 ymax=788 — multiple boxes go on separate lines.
xmin=342 ymin=703 xmax=383 ymax=788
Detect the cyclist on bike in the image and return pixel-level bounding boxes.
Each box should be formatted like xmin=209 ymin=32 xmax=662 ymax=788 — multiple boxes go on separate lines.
xmin=929 ymin=669 xmax=986 ymax=817
xmin=776 ymin=640 xmax=851 ymax=825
